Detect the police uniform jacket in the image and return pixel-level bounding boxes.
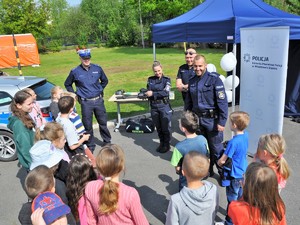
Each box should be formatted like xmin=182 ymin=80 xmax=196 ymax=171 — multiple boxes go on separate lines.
xmin=176 ymin=64 xmax=195 ymax=86
xmin=147 ymin=75 xmax=171 ymax=102
xmin=186 ymin=71 xmax=228 ymax=126
xmin=64 ymin=63 xmax=108 ymax=99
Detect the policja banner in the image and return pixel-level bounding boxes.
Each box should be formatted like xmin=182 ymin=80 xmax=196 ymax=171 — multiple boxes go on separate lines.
xmin=240 ymin=27 xmax=289 ymax=155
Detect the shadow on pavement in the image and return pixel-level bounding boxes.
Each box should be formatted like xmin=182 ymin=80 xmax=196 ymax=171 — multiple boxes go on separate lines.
xmin=123 ymin=179 xmax=169 ymax=224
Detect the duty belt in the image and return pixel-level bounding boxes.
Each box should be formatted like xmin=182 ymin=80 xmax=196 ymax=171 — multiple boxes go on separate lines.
xmin=81 ymin=95 xmax=102 ymax=101
xmin=150 ymin=98 xmax=169 ymax=104
xmin=196 ymin=109 xmax=218 ymax=119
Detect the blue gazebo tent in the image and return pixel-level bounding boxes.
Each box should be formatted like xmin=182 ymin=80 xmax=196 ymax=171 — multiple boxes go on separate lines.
xmin=152 ymin=0 xmax=300 ymax=116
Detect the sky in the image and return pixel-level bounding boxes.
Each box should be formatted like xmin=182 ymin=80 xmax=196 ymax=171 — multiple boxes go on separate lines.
xmin=67 ymin=0 xmax=81 ymax=6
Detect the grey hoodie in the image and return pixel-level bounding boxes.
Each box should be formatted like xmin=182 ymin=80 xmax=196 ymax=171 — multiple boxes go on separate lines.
xmin=165 ymin=180 xmax=219 ymax=225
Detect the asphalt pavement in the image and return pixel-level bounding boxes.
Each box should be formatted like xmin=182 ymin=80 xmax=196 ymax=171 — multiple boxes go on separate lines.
xmin=0 ymin=107 xmax=299 ymax=225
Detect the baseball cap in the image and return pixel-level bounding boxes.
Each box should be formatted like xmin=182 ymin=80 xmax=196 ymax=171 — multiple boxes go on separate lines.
xmin=30 ymin=140 xmax=64 ymax=170
xmin=32 ymin=191 xmax=71 ymax=225
xmin=77 ymin=49 xmax=91 ymax=59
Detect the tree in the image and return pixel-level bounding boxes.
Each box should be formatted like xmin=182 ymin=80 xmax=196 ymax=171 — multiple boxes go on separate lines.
xmin=0 ymin=0 xmax=51 ymax=38
xmin=59 ymin=7 xmax=93 ymax=46
xmin=263 ymin=0 xmax=300 ymax=15
xmin=80 ymin=0 xmax=140 ymax=46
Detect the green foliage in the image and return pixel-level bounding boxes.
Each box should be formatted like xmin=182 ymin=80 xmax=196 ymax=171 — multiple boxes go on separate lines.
xmin=46 ymin=39 xmax=62 ymax=52
xmin=58 ymin=7 xmax=93 ymax=45
xmin=263 ymin=0 xmax=300 ymax=15
xmin=0 ymin=0 xmax=50 ymax=38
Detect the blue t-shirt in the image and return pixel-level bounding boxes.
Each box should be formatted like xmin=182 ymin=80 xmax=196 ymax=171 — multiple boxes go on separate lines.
xmin=224 ymin=132 xmax=248 ymax=178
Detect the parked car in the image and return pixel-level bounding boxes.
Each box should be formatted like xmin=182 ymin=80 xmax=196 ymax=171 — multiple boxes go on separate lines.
xmin=0 ymin=76 xmax=54 ymax=162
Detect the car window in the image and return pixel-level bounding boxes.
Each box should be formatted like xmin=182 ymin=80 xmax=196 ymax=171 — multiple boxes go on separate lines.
xmin=31 ymin=81 xmax=55 ymax=101
xmin=0 ymin=91 xmax=12 ymax=107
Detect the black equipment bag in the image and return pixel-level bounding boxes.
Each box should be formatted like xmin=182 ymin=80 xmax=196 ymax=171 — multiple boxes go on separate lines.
xmin=125 ymin=118 xmax=154 ymax=133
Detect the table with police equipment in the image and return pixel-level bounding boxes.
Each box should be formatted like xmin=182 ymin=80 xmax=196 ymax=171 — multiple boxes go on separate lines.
xmin=108 ymin=91 xmax=174 ymax=132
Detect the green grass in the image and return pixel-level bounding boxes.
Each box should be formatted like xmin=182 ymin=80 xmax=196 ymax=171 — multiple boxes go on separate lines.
xmin=2 ymin=47 xmax=226 ymax=121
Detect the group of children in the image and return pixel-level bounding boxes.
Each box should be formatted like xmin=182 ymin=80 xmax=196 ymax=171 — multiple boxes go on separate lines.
xmin=7 ymin=86 xmax=291 ymax=225
xmin=168 ymin=110 xmax=290 ymax=225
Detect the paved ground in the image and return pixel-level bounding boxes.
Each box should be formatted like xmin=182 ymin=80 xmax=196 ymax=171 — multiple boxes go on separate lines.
xmin=0 ymin=107 xmax=299 ymax=225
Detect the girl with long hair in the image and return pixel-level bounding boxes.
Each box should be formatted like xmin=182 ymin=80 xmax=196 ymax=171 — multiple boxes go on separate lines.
xmin=228 ymin=162 xmax=286 ymax=225
xmin=66 ymin=154 xmax=97 ymax=224
xmin=8 ymin=90 xmax=35 ymax=170
xmin=84 ymin=144 xmax=148 ymax=225
xmin=255 ymin=134 xmax=290 ymax=192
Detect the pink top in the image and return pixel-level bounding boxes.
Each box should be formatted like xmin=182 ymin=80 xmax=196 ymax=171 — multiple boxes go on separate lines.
xmin=84 ymin=180 xmax=149 ymax=225
xmin=29 ymin=102 xmax=46 ymax=128
xmin=78 ymin=196 xmax=88 ymax=225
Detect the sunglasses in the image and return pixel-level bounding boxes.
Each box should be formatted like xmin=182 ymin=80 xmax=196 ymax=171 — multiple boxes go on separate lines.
xmin=185 ymin=51 xmax=196 ymax=55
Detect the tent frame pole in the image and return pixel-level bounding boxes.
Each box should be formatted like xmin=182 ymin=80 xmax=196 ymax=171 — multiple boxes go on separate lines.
xmin=153 ymin=43 xmax=156 ymax=61
xmin=232 ymin=43 xmax=237 ymax=112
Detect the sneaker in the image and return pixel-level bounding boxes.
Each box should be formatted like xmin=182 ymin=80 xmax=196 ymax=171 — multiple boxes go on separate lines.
xmin=215 ymin=222 xmax=224 ymax=225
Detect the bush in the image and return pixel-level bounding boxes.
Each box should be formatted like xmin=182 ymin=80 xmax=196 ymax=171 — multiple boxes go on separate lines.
xmin=46 ymin=39 xmax=62 ymax=52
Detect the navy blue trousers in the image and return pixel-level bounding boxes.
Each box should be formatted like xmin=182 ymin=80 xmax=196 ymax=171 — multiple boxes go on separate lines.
xmin=80 ymin=98 xmax=111 ymax=151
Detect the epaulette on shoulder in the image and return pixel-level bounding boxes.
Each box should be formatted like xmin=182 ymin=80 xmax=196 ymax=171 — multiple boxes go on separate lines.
xmin=208 ymin=72 xmax=220 ymax=77
xmin=93 ymin=63 xmax=101 ymax=68
xmin=179 ymin=64 xmax=187 ymax=69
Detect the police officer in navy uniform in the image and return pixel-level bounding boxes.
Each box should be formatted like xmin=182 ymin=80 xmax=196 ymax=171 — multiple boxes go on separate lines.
xmin=186 ymin=54 xmax=228 ymax=176
xmin=146 ymin=61 xmax=172 ymax=153
xmin=176 ymin=48 xmax=196 ymax=110
xmin=64 ymin=49 xmax=111 ymax=152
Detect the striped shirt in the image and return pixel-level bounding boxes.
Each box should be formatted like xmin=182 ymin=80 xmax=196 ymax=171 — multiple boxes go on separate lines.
xmin=84 ymin=180 xmax=149 ymax=225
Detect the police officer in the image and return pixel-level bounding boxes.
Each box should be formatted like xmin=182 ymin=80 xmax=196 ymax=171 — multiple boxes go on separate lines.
xmin=146 ymin=61 xmax=172 ymax=153
xmin=176 ymin=48 xmax=196 ymax=110
xmin=186 ymin=54 xmax=228 ymax=176
xmin=64 ymin=49 xmax=111 ymax=152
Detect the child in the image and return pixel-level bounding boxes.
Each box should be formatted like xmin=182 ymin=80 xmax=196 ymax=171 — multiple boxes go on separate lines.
xmin=50 ymin=86 xmax=64 ymax=120
xmin=84 ymin=144 xmax=149 ymax=225
xmin=24 ymin=87 xmax=47 ymax=128
xmin=61 ymin=91 xmax=85 ymax=135
xmin=32 ymin=191 xmax=71 ymax=225
xmin=165 ymin=151 xmax=219 ymax=225
xmin=60 ymin=91 xmax=95 ymax=165
xmin=56 ymin=96 xmax=90 ymax=159
xmin=255 ymin=133 xmax=290 ymax=192
xmin=66 ymin=154 xmax=97 ymax=224
xmin=228 ymin=162 xmax=286 ymax=225
xmin=35 ymin=121 xmax=70 ymax=162
xmin=8 ymin=90 xmax=35 ymax=170
xmin=217 ymin=111 xmax=250 ymax=225
xmin=30 ymin=137 xmax=67 ymax=183
xmin=18 ymin=165 xmax=74 ymax=225
xmin=170 ymin=111 xmax=209 ymax=191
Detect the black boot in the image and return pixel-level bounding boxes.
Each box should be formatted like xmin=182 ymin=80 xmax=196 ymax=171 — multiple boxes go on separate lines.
xmin=156 ymin=143 xmax=163 ymax=152
xmin=159 ymin=143 xmax=170 ymax=153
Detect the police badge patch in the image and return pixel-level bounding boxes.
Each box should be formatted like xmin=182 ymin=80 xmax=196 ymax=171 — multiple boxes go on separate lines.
xmin=218 ymin=91 xmax=225 ymax=99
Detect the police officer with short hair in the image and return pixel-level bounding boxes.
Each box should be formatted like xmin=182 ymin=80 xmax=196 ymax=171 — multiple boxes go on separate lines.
xmin=186 ymin=54 xmax=228 ymax=176
xmin=146 ymin=61 xmax=172 ymax=153
xmin=64 ymin=49 xmax=111 ymax=152
xmin=176 ymin=48 xmax=196 ymax=110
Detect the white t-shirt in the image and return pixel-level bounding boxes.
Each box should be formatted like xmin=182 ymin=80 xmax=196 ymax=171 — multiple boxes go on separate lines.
xmin=56 ymin=116 xmax=79 ymax=147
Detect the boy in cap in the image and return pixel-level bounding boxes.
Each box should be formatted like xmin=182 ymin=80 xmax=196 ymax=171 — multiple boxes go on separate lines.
xmin=31 ymin=191 xmax=70 ymax=225
xmin=64 ymin=48 xmax=111 ymax=152
xmin=18 ymin=165 xmax=75 ymax=225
